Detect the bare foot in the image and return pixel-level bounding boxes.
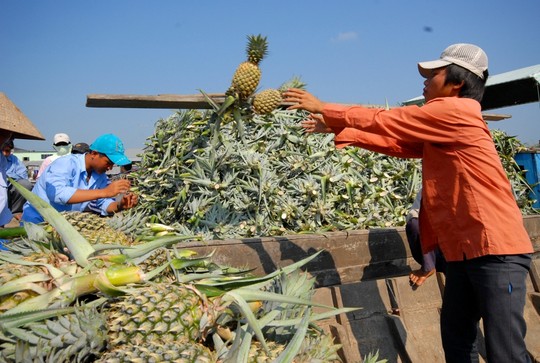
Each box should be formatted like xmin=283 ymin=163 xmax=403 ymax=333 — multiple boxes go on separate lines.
xmin=409 ymin=269 xmax=435 ymax=287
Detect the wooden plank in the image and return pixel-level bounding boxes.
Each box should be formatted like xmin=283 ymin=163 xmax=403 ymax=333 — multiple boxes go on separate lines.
xmin=86 ymin=93 xmax=226 ymax=109
xmin=86 ymin=93 xmax=297 ymax=110
xmin=179 ymin=228 xmax=413 ymax=286
xmin=482 ymin=113 xmax=512 ymax=121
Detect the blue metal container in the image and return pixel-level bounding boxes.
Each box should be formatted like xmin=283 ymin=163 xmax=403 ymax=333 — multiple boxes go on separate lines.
xmin=514 ymin=152 xmax=540 ymax=208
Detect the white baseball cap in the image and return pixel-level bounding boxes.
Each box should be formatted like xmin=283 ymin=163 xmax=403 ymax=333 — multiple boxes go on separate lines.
xmin=53 ymin=133 xmax=71 ymax=145
xmin=418 ymin=43 xmax=488 ymax=79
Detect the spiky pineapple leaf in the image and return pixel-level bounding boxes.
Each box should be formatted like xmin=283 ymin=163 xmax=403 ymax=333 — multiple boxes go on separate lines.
xmin=0 ymin=274 xmax=50 ymax=297
xmin=272 ymin=306 xmax=311 ymax=363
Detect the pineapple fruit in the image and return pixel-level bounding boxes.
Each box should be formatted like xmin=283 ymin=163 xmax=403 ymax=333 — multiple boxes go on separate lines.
xmin=246 ymin=333 xmax=342 ymax=362
xmin=0 ymin=305 xmax=108 ymax=362
xmin=106 ymin=282 xmax=210 ymax=346
xmin=95 ymin=340 xmax=216 ymax=363
xmin=252 ymin=89 xmax=282 ymax=115
xmin=57 ymin=211 xmax=134 ymax=246
xmin=230 ymin=34 xmax=268 ymax=99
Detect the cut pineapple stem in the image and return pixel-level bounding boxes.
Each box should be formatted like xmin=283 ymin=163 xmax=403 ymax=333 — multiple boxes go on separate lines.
xmin=5 ymin=265 xmax=146 ymax=315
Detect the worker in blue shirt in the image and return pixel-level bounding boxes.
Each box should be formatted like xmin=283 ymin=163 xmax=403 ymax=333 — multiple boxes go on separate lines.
xmin=1 ymin=139 xmax=32 ymax=218
xmin=21 ymin=133 xmax=138 ymax=224
xmin=0 ymin=133 xmax=15 ymax=228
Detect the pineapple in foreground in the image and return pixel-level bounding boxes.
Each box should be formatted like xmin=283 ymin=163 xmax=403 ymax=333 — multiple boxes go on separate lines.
xmin=246 ymin=333 xmax=342 ymax=362
xmin=106 ymin=282 xmax=210 ymax=346
xmin=252 ymin=88 xmax=282 ymax=115
xmin=0 ymin=305 xmax=108 ymax=362
xmin=230 ymin=34 xmax=268 ymax=99
xmin=95 ymin=340 xmax=216 ymax=363
xmin=57 ymin=211 xmax=137 ymax=246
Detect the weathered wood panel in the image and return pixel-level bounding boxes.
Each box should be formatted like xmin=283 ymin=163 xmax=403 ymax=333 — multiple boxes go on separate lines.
xmin=86 ymin=93 xmax=296 ymax=109
xmin=182 ymin=215 xmax=540 ymax=287
xmin=180 ymin=216 xmax=540 ymax=362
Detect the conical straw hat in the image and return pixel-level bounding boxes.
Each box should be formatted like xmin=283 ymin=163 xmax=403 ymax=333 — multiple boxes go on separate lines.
xmin=0 ymin=92 xmax=45 ymax=140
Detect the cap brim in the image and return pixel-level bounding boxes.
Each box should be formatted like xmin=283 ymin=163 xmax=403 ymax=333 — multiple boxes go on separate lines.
xmin=417 ymin=59 xmax=451 ymax=78
xmin=108 ymin=153 xmax=131 ymax=166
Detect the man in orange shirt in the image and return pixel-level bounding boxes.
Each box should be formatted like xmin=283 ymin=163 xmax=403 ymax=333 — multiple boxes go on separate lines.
xmin=284 ymin=44 xmax=533 ymax=362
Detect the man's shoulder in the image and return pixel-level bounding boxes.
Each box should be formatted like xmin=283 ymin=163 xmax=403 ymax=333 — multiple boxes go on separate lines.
xmin=46 ymin=154 xmax=82 ymax=173
xmin=425 ymin=97 xmax=480 ymax=108
xmin=51 ymin=153 xmax=78 ymax=163
xmin=422 ymin=97 xmax=482 ymax=118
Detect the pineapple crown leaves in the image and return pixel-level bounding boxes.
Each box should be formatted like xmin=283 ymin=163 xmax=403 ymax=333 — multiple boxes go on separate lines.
xmin=116 ymin=234 xmax=202 ymax=260
xmin=1 ymin=302 xmax=108 ymax=362
xmin=219 ymin=320 xmax=256 ymax=362
xmin=0 ymin=298 xmax=107 ymax=331
xmin=222 ymin=290 xmax=270 ymax=353
xmin=278 ymin=76 xmax=308 ymax=92
xmin=363 ymin=349 xmax=389 ymax=363
xmin=200 ymin=89 xmax=237 ymax=117
xmin=132 ymin=106 xmax=426 ymax=236
xmin=270 ymin=306 xmax=312 ymax=363
xmin=245 ymin=34 xmax=268 ymax=65
xmin=195 ymin=249 xmax=324 ymax=291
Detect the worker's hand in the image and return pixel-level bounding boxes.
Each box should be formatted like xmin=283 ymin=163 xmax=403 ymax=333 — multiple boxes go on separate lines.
xmin=105 ymin=179 xmax=131 ymax=198
xmin=301 ymin=113 xmax=333 ymax=134
xmin=282 ymin=88 xmax=326 ymax=114
xmin=118 ymin=192 xmax=138 ymax=211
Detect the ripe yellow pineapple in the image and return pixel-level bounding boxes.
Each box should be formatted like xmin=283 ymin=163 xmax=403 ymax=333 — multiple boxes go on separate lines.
xmin=230 ymin=34 xmax=268 ymax=100
xmin=252 ymin=88 xmax=282 ymax=115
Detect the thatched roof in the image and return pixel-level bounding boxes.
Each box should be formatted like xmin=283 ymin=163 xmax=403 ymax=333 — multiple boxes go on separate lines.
xmin=0 ymin=92 xmax=45 ymax=140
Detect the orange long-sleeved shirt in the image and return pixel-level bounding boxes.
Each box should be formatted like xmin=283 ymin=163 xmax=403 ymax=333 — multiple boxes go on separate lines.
xmin=322 ymin=97 xmax=533 ymax=261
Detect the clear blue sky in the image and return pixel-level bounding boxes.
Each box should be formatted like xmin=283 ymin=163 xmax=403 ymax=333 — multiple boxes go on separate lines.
xmin=1 ymin=0 xmax=539 ymax=151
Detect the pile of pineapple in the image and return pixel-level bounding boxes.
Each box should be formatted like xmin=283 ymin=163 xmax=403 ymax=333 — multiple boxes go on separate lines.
xmin=127 ymin=36 xmax=423 ymax=241
xmin=0 ymin=189 xmax=357 ymax=362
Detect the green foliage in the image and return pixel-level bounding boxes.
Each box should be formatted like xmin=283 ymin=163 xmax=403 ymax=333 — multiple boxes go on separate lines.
xmin=130 ymin=107 xmax=422 ymax=240
xmin=130 ymin=109 xmax=537 ymax=241
xmin=363 ymin=349 xmax=388 ymax=363
xmin=491 ymin=129 xmax=538 ymax=214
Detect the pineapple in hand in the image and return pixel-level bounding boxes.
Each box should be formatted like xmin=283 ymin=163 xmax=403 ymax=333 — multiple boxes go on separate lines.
xmin=252 ymin=88 xmax=282 ymax=115
xmin=230 ymin=34 xmax=268 ymax=100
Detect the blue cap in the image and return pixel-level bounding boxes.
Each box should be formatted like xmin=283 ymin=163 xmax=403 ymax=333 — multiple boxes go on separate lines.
xmin=90 ymin=134 xmax=131 ymax=166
